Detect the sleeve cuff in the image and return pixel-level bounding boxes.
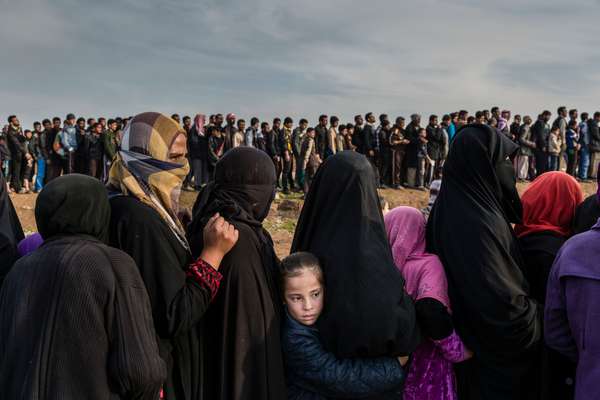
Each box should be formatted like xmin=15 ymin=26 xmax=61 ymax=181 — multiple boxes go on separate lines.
xmin=186 ymin=258 xmax=223 ymax=301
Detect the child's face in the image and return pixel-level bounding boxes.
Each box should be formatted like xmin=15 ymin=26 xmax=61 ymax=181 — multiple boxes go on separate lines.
xmin=284 ymin=269 xmax=324 ymax=326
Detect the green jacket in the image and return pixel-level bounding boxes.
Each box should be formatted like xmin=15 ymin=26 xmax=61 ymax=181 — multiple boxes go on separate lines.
xmin=103 ymin=129 xmax=117 ymax=161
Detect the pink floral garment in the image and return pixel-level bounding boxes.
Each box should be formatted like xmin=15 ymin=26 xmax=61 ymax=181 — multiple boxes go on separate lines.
xmin=384 ymin=206 xmax=470 ymax=400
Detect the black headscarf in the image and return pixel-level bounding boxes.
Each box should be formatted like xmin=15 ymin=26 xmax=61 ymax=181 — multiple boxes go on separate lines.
xmin=292 ymin=151 xmax=420 ymax=358
xmin=0 ymin=172 xmax=24 ymax=282
xmin=36 ymin=174 xmax=110 ymax=242
xmin=188 ymin=146 xmax=277 ymax=260
xmin=426 ymin=125 xmax=541 ymax=398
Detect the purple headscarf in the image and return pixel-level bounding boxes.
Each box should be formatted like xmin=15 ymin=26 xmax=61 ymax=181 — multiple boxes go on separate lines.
xmin=384 ymin=206 xmax=450 ymax=308
xmin=17 ymin=233 xmax=43 ymax=257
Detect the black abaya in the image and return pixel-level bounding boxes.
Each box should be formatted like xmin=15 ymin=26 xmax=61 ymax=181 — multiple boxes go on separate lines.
xmin=0 ymin=174 xmax=166 ymax=399
xmin=573 ymin=194 xmax=600 ymax=234
xmin=518 ymin=232 xmax=575 ymax=400
xmin=109 ymin=196 xmax=215 ymax=400
xmin=0 ymin=172 xmax=24 ymax=283
xmin=187 ymin=147 xmax=287 ymax=400
xmin=291 ymin=151 xmax=420 ymax=359
xmin=426 ymin=124 xmax=541 ymax=400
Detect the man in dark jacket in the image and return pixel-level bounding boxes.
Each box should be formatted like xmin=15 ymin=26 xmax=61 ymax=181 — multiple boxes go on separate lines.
xmin=293 ymin=118 xmax=308 ymax=188
xmin=6 ymin=115 xmax=25 ymax=193
xmin=32 ymin=121 xmax=48 ymax=192
xmin=186 ymin=114 xmax=209 ymax=190
xmin=404 ymin=114 xmax=422 ymax=187
xmin=314 ymin=115 xmax=328 ymax=160
xmin=587 ymin=111 xmax=600 ymax=179
xmin=45 ymin=117 xmax=63 ymax=183
xmin=263 ymin=121 xmax=281 ymax=188
xmin=552 ymin=106 xmax=568 ymax=171
xmin=530 ymin=110 xmax=552 ymax=176
xmin=362 ymin=112 xmax=380 ymax=186
xmin=426 ymin=114 xmax=445 ymax=185
xmin=578 ymin=113 xmax=591 ymax=181
xmin=352 ymin=114 xmax=365 ymax=153
xmin=517 ymin=116 xmax=536 ymax=181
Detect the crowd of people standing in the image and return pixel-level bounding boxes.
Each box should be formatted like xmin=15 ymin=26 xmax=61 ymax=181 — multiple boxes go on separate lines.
xmin=1 ymin=109 xmax=600 ymax=400
xmin=3 ymin=106 xmax=600 ymax=196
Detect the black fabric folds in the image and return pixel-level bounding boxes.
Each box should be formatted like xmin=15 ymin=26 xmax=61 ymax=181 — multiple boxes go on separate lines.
xmin=291 ymin=151 xmax=420 ymax=358
xmin=0 ymin=174 xmax=166 ymax=399
xmin=187 ymin=147 xmax=286 ymax=400
xmin=426 ymin=124 xmax=541 ymax=400
xmin=36 ymin=173 xmax=110 ymax=242
xmin=0 ymin=172 xmax=24 ymax=280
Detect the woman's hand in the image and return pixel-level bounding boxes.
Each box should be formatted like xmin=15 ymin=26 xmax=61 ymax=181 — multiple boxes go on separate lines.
xmin=463 ymin=348 xmax=474 ymax=360
xmin=200 ymin=213 xmax=239 ymax=270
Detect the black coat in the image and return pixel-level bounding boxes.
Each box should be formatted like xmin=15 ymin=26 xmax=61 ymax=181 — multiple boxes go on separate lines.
xmin=187 ymin=148 xmax=286 ymax=400
xmin=292 ymin=152 xmax=420 ymax=359
xmin=573 ymin=194 xmax=600 ymax=234
xmin=405 ymin=122 xmax=421 ymax=168
xmin=282 ymin=310 xmax=405 ymax=400
xmin=587 ymin=119 xmax=600 ymax=152
xmin=426 ymin=125 xmax=541 ymax=400
xmin=109 ymin=196 xmax=216 ymax=400
xmin=187 ymin=126 xmax=208 ymax=161
xmin=0 ymin=174 xmax=166 ymax=400
xmin=0 ymin=172 xmax=24 ymax=282
xmin=426 ymin=124 xmax=445 ymax=161
xmin=531 ymin=120 xmax=550 ymax=151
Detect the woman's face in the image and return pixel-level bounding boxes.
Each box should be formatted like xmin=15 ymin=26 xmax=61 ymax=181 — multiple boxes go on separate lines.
xmin=168 ymin=133 xmax=188 ymax=163
xmin=284 ymin=269 xmax=324 ymax=326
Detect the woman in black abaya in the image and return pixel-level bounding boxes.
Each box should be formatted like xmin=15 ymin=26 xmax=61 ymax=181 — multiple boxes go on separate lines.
xmin=291 ymin=151 xmax=420 ymax=361
xmin=0 ymin=172 xmax=24 ymax=281
xmin=187 ymin=147 xmax=287 ymax=400
xmin=0 ymin=174 xmax=166 ymax=399
xmin=426 ymin=124 xmax=541 ymax=400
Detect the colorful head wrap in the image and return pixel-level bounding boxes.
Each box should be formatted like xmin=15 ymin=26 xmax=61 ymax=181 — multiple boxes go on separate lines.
xmin=108 ymin=112 xmax=190 ymax=248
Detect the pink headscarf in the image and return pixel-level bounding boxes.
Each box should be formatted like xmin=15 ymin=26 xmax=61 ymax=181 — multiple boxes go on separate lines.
xmin=384 ymin=206 xmax=450 ymax=309
xmin=193 ymin=114 xmax=206 ymax=137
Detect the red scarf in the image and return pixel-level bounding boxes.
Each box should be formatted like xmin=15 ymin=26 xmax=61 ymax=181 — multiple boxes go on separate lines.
xmin=514 ymin=171 xmax=583 ymax=238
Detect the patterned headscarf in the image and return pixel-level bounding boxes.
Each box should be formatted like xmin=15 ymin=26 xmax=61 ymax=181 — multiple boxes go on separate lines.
xmin=108 ymin=112 xmax=190 ymax=249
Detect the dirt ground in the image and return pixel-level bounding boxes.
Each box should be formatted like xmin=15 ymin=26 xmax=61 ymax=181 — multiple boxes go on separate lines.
xmin=10 ymin=181 xmax=598 ymax=258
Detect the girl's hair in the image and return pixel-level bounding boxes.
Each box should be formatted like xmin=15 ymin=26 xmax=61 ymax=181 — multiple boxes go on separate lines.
xmin=280 ymin=252 xmax=324 ymax=288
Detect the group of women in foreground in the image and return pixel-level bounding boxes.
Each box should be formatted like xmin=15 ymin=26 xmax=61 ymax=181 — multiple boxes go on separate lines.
xmin=1 ymin=112 xmax=599 ymax=400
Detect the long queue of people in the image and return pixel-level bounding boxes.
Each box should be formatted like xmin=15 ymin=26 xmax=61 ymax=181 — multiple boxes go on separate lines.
xmin=3 ymin=106 xmax=600 ymax=197
xmin=1 ymin=111 xmax=600 ymax=400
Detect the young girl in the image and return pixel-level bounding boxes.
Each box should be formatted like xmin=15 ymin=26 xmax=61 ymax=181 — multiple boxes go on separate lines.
xmin=384 ymin=206 xmax=472 ymax=400
xmin=281 ymin=252 xmax=408 ymax=400
xmin=548 ymin=126 xmax=562 ymax=171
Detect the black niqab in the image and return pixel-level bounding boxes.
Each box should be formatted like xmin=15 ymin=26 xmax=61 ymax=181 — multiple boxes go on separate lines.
xmin=291 ymin=151 xmax=420 ymax=358
xmin=0 ymin=172 xmax=25 ymax=283
xmin=36 ymin=173 xmax=110 ymax=242
xmin=187 ymin=147 xmax=286 ymax=400
xmin=426 ymin=124 xmax=541 ymax=400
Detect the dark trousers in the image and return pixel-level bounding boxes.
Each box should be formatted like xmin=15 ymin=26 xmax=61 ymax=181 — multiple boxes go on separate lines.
xmin=64 ymin=152 xmax=75 ymax=175
xmin=191 ymin=158 xmax=209 ymax=188
xmin=566 ymin=149 xmax=578 ymax=176
xmin=273 ymin=156 xmax=282 ymax=188
xmin=379 ymin=149 xmax=392 ymax=186
xmin=89 ymin=158 xmax=103 ymax=180
xmin=282 ymin=154 xmax=293 ymax=191
xmin=45 ymin=157 xmax=63 ymax=183
xmin=294 ymin=154 xmax=304 ymax=188
xmin=367 ymin=152 xmax=380 ymax=187
xmin=534 ymin=149 xmax=548 ymax=176
xmin=303 ymin=167 xmax=316 ymax=195
xmin=10 ymin=155 xmax=22 ymax=191
xmin=391 ymin=150 xmax=405 ymax=187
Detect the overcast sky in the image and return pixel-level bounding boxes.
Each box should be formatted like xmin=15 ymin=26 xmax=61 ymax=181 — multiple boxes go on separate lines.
xmin=3 ymin=0 xmax=600 ymax=127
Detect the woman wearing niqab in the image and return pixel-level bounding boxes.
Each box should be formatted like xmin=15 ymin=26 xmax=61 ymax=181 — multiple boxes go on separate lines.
xmin=107 ymin=112 xmax=226 ymax=400
xmin=0 ymin=172 xmax=24 ymax=282
xmin=187 ymin=147 xmax=287 ymax=400
xmin=0 ymin=174 xmax=166 ymax=399
xmin=291 ymin=151 xmax=420 ymax=362
xmin=426 ymin=124 xmax=542 ymax=400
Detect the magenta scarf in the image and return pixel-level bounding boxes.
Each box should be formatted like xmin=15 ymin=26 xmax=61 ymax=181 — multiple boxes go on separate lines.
xmin=384 ymin=206 xmax=450 ymax=308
